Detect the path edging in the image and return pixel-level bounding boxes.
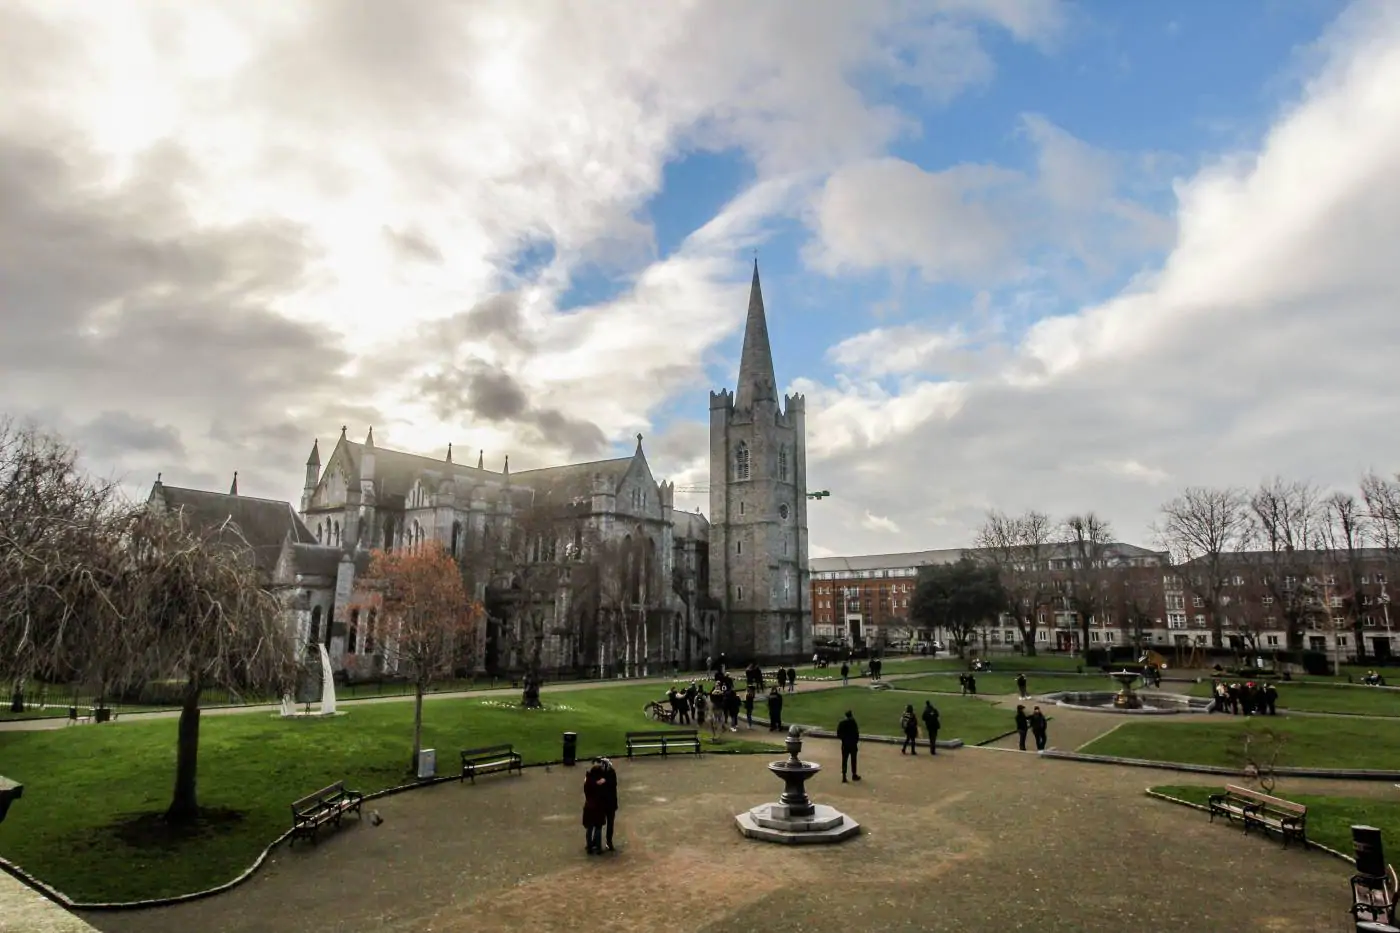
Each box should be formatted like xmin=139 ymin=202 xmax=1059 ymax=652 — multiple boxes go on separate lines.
xmin=1143 ymin=789 xmax=1356 ymax=864
xmin=0 ymin=745 xmax=771 ymax=913
xmin=1041 ymin=748 xmax=1400 ymax=781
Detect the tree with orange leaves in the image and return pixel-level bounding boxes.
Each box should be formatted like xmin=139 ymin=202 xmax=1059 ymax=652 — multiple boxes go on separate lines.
xmin=354 ymin=541 xmax=480 ymax=773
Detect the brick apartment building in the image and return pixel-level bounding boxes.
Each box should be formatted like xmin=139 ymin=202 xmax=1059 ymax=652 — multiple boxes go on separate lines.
xmin=809 ymin=545 xmax=1398 ymax=662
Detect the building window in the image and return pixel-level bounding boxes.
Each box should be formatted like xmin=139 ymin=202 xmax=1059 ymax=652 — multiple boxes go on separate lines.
xmin=348 ymin=608 xmax=360 ymax=654
xmin=735 ymin=443 xmax=751 ymax=481
xmin=1262 ymin=596 xmax=1274 ymax=606
xmin=778 ymin=446 xmax=788 ymax=481
xmin=1265 ymin=635 xmax=1280 ymax=647
xmin=310 ymin=606 xmax=322 ymax=645
xmin=365 ymin=609 xmax=377 ymax=654
xmin=736 ymin=541 xmax=743 ymax=555
xmin=1192 ymin=596 xmax=1203 ymax=608
xmin=736 ymin=586 xmax=744 ymax=602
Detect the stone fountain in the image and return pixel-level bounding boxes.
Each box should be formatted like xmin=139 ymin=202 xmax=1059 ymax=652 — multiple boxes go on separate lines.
xmin=735 ymin=725 xmax=861 ymax=845
xmin=1110 ymin=670 xmax=1144 ymax=710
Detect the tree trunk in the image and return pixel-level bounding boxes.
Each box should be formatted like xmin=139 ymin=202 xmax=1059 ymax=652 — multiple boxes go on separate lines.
xmin=411 ymin=680 xmax=424 ymax=774
xmin=1352 ymin=619 xmax=1367 ymax=663
xmin=165 ymin=674 xmax=203 ymax=824
xmin=1022 ymin=622 xmax=1037 ymax=656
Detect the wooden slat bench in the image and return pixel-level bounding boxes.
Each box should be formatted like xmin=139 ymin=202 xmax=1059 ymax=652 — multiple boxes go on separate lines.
xmin=1208 ymin=784 xmax=1307 ymax=846
xmin=290 ymin=780 xmax=364 ymax=845
xmin=1353 ymin=864 xmax=1399 ymax=927
xmin=459 ymin=744 xmax=523 ymax=784
xmin=625 ymin=729 xmax=701 ymax=759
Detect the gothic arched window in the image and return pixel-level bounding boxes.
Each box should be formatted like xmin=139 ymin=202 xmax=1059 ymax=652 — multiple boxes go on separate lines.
xmin=735 ymin=443 xmax=751 ymax=481
xmin=778 ymin=445 xmax=788 ymax=481
xmin=451 ymin=521 xmax=462 ymax=557
xmin=333 ymin=521 xmax=341 ymax=546
xmin=310 ymin=606 xmax=322 ymax=645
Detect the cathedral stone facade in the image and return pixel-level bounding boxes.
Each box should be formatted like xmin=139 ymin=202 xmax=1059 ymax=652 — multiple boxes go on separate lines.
xmin=708 ymin=263 xmax=813 ymax=662
xmin=147 ymin=261 xmax=811 ymax=673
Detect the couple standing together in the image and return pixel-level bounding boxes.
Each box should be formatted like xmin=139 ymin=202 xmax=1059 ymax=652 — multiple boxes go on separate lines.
xmin=581 ymin=757 xmax=618 ymax=854
xmin=1014 ymin=704 xmax=1048 ymax=751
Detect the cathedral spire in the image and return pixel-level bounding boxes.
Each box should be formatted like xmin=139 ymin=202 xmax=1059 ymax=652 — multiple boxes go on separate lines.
xmin=734 ymin=259 xmax=777 ymax=409
xmin=306 ymin=438 xmax=320 ymax=467
xmin=364 ymin=426 xmax=375 ymax=448
xmin=477 ymin=449 xmax=484 ymax=470
xmin=229 ymin=472 xmax=239 ymax=496
xmin=445 ymin=442 xmax=453 ymax=463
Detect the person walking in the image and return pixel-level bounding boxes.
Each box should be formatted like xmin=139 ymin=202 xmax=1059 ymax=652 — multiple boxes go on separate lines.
xmin=786 ymin=666 xmax=797 ymax=693
xmin=840 ymin=661 xmax=850 ymax=686
xmin=766 ymin=685 xmax=784 ymax=731
xmin=836 ymin=710 xmax=861 ymax=782
xmin=1029 ymin=706 xmax=1048 ymax=751
xmin=1015 ymin=673 xmax=1029 ymax=699
xmin=1014 ymin=704 xmax=1030 ymax=751
xmin=582 ymin=760 xmax=607 ymax=854
xmin=899 ymin=704 xmax=919 ymax=755
xmin=743 ymin=686 xmax=755 ymax=728
xmin=776 ymin=667 xmax=788 ymax=692
xmin=725 ymin=686 xmax=741 ymax=730
xmin=921 ymin=700 xmax=940 ymax=754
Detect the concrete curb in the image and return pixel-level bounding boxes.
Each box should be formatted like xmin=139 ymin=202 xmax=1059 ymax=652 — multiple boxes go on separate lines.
xmin=0 ymin=746 xmax=772 ymax=912
xmin=1143 ymin=789 xmax=1357 ymax=864
xmin=748 ymin=717 xmax=965 ymax=749
xmin=1040 ymin=748 xmax=1400 ymax=781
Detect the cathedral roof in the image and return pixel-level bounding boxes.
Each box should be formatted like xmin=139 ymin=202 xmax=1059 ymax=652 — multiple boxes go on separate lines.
xmin=288 ymin=542 xmax=346 ymax=577
xmin=342 ymin=440 xmax=491 ymax=500
xmin=149 ymin=483 xmax=316 ymax=576
xmin=511 ymin=456 xmax=634 ymax=501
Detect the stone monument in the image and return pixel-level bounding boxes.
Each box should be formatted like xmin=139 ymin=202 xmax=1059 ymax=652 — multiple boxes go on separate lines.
xmin=735 ymin=725 xmax=860 ymax=844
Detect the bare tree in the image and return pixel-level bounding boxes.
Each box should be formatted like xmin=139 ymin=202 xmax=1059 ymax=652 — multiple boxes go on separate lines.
xmin=974 ymin=509 xmax=1053 ymax=655
xmin=1362 ymin=471 xmax=1400 ymax=611
xmin=1248 ymin=479 xmax=1323 ymax=652
xmin=354 ymin=541 xmax=478 ymax=770
xmin=1155 ymin=487 xmax=1251 ymax=649
xmin=1060 ymin=513 xmax=1114 ymax=659
xmin=1321 ymin=491 xmax=1371 ymax=662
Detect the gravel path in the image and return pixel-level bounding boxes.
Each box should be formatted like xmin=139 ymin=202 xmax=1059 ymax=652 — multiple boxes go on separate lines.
xmin=83 ymin=740 xmax=1364 ymax=933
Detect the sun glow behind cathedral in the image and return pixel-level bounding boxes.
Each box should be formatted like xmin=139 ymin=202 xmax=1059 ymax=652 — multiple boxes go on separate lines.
xmin=147 ymin=263 xmax=812 ymax=676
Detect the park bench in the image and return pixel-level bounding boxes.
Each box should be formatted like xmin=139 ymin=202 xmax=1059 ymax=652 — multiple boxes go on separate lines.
xmin=1207 ymin=784 xmax=1307 ymax=846
xmin=625 ymin=729 xmax=701 ymax=759
xmin=290 ymin=780 xmax=364 ymax=845
xmin=459 ymin=744 xmax=523 ymax=784
xmin=1353 ymin=863 xmax=1399 ymax=927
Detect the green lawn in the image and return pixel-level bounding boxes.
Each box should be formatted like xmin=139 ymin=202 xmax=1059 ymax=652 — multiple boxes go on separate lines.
xmin=1152 ymin=783 xmax=1400 ymax=856
xmin=1080 ymin=716 xmax=1400 ymax=770
xmin=804 ymin=654 xmax=1090 ymax=681
xmin=762 ymin=686 xmax=1015 ymax=744
xmin=894 ymin=671 xmax=1098 ymax=696
xmin=0 ymin=684 xmax=778 ymax=904
xmin=1181 ymin=680 xmax=1400 ymax=717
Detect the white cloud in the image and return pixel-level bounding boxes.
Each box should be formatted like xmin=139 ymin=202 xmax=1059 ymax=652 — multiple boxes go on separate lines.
xmin=804 ymin=0 xmax=1400 ymax=556
xmin=861 ymin=511 xmax=902 ymax=534
xmin=827 ymin=323 xmax=967 ymax=378
xmin=0 ymin=0 xmax=1061 ymax=498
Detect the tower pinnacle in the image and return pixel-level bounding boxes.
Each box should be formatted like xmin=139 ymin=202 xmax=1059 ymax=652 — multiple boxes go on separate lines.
xmin=734 ymin=259 xmax=777 ymax=409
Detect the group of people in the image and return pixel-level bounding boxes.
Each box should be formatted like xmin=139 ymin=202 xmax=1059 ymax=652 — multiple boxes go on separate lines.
xmin=1207 ymin=679 xmax=1279 ymax=715
xmin=1362 ymin=670 xmax=1389 ymax=686
xmin=1014 ymin=704 xmax=1049 ymax=750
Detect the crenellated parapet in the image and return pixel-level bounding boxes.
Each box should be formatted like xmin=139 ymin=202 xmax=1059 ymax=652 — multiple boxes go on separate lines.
xmin=710 ymin=388 xmax=734 ymax=411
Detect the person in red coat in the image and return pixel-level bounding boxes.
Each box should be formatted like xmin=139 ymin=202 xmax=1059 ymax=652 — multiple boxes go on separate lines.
xmin=582 ymin=760 xmax=607 ymax=854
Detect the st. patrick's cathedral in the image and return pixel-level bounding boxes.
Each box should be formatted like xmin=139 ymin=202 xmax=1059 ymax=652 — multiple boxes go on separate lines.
xmin=147 ymin=263 xmax=812 ymax=674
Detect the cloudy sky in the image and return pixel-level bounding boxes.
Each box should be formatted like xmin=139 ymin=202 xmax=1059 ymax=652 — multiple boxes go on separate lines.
xmin=3 ymin=0 xmax=1398 ymax=558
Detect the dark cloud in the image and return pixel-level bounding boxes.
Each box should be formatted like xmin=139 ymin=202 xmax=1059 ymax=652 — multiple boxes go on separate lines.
xmin=77 ymin=411 xmax=186 ymax=460
xmin=418 ymin=359 xmax=606 ymax=459
xmin=383 ymin=225 xmax=443 ymax=264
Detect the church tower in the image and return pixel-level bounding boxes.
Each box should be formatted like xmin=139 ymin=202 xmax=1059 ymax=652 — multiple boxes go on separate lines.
xmin=708 ymin=261 xmax=811 ymax=663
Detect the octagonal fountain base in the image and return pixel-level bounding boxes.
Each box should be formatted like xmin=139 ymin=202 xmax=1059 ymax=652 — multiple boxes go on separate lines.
xmin=735 ymin=802 xmax=861 ymax=844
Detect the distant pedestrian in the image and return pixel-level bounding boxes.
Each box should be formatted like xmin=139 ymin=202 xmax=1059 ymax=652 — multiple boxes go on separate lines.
xmin=840 ymin=662 xmax=850 ymax=686
xmin=836 ymin=711 xmax=861 ymax=782
xmin=1015 ymin=673 xmax=1029 ymax=699
xmin=776 ymin=667 xmax=788 ymax=691
xmin=786 ymin=666 xmax=797 ymax=693
xmin=766 ymin=686 xmax=784 ymax=731
xmin=582 ymin=759 xmax=607 ymax=854
xmin=743 ymin=687 xmax=755 ymax=728
xmin=921 ymin=700 xmax=940 ymax=754
xmin=1029 ymin=706 xmax=1048 ymax=751
xmin=1014 ymin=704 xmax=1030 ymax=751
xmin=899 ymin=704 xmax=919 ymax=755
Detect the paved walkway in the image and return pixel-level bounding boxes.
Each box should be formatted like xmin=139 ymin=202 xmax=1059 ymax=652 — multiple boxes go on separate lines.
xmin=81 ymin=740 xmax=1363 ymax=933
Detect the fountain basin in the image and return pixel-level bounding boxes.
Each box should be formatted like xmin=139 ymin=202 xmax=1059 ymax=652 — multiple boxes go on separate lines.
xmin=736 ymin=803 xmax=860 ymax=844
xmin=1042 ymin=691 xmax=1211 ymax=714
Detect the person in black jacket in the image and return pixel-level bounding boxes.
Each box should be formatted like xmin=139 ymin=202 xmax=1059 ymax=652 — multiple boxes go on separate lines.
xmin=743 ymin=686 xmax=755 ymax=727
xmin=597 ymin=758 xmax=619 ymax=852
xmin=836 ymin=711 xmax=861 ymax=782
xmin=921 ymin=700 xmax=940 ymax=754
xmin=1029 ymin=706 xmax=1048 ymax=751
xmin=899 ymin=704 xmax=919 ymax=755
xmin=1014 ymin=704 xmax=1030 ymax=751
xmin=766 ymin=686 xmax=784 ymax=731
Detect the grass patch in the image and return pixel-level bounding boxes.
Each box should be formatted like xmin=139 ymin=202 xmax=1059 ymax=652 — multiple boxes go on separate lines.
xmin=764 ymin=686 xmax=1013 ymax=744
xmin=1080 ymin=716 xmax=1400 ymax=770
xmin=894 ymin=671 xmax=1097 ymax=695
xmin=1152 ymin=783 xmax=1400 ymax=857
xmin=804 ymin=654 xmax=1089 ymax=681
xmin=0 ymin=684 xmax=778 ymax=903
xmin=1181 ymin=680 xmax=1400 ymax=717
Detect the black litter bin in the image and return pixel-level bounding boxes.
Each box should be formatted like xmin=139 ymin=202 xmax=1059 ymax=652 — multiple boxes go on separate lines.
xmin=562 ymin=732 xmax=578 ymax=767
